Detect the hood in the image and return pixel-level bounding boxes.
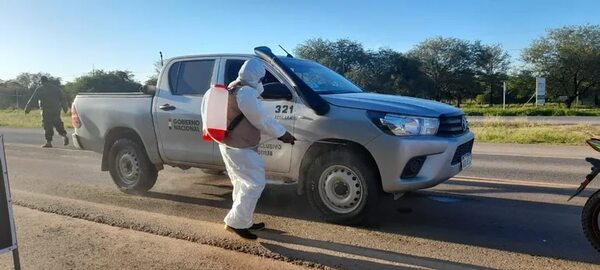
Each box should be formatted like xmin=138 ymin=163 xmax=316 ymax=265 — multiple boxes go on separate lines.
xmin=322 ymin=92 xmax=462 ymax=118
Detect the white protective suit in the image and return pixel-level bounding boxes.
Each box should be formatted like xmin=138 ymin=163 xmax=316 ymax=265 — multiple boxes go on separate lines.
xmin=205 ymin=59 xmax=287 ymax=229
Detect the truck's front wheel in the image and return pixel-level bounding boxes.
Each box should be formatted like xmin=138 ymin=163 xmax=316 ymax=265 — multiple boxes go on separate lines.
xmin=305 ymin=148 xmax=381 ymax=225
xmin=108 ymin=138 xmax=157 ymax=194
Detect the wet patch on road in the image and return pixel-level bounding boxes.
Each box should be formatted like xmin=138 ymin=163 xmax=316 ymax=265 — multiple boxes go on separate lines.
xmin=426 ymin=195 xmax=466 ymax=203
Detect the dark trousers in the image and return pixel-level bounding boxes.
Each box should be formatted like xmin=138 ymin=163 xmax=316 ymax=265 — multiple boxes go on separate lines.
xmin=42 ymin=111 xmax=67 ymax=142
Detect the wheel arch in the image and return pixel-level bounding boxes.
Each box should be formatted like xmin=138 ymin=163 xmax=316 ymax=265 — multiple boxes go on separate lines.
xmin=101 ymin=127 xmax=159 ymax=171
xmin=297 ymin=139 xmax=382 ymax=195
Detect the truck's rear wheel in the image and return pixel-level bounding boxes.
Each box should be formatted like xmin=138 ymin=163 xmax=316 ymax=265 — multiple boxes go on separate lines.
xmin=305 ymin=148 xmax=381 ymax=225
xmin=108 ymin=138 xmax=157 ymax=194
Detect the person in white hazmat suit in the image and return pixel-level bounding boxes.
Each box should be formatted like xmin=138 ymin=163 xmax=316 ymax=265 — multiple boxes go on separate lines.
xmin=202 ymin=59 xmax=296 ymax=240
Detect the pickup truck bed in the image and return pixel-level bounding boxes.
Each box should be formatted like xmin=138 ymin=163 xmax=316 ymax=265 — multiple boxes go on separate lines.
xmin=73 ymin=93 xmax=162 ymax=166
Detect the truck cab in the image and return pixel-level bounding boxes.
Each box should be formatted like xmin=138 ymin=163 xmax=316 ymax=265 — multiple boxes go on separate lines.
xmin=152 ymin=55 xmax=298 ymax=174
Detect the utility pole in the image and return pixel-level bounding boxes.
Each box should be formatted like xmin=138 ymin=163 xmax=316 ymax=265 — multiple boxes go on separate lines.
xmin=503 ymin=81 xmax=506 ymax=110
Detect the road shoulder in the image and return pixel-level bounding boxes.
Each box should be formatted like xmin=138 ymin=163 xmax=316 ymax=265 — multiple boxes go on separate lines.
xmin=0 ymin=206 xmax=310 ymax=270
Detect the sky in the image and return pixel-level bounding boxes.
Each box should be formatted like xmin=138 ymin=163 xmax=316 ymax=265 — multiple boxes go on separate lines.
xmin=1 ymin=0 xmax=600 ymax=83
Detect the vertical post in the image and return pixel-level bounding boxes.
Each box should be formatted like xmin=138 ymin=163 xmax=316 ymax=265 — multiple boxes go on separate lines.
xmin=12 ymin=248 xmax=21 ymax=270
xmin=15 ymin=88 xmax=19 ymax=109
xmin=503 ymin=81 xmax=506 ymax=110
xmin=535 ymin=77 xmax=545 ymax=107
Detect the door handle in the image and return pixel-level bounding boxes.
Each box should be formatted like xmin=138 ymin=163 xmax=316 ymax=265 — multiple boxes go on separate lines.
xmin=160 ymin=104 xmax=176 ymax=111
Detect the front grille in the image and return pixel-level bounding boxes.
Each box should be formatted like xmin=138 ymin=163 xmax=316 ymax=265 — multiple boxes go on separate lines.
xmin=438 ymin=115 xmax=468 ymax=136
xmin=452 ymin=139 xmax=474 ymax=165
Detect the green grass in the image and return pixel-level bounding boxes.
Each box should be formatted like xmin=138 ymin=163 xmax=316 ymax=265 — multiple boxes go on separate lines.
xmin=461 ymin=104 xmax=600 ymax=116
xmin=470 ymin=117 xmax=599 ymax=145
xmin=0 ymin=109 xmax=73 ymax=128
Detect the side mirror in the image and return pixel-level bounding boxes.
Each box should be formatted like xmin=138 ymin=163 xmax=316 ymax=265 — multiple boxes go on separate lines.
xmin=141 ymin=84 xmax=157 ymax=95
xmin=261 ymin=83 xmax=293 ymax=100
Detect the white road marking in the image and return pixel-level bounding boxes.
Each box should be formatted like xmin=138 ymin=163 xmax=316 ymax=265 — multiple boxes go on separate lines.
xmin=451 ymin=176 xmax=580 ymax=189
xmin=473 ymin=151 xmax=584 ymax=160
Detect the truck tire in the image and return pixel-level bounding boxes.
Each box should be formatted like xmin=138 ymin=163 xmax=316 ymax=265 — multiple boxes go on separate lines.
xmin=108 ymin=138 xmax=157 ymax=194
xmin=305 ymin=148 xmax=381 ymax=225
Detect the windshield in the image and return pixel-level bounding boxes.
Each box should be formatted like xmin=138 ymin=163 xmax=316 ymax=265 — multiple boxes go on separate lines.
xmin=279 ymin=58 xmax=363 ymax=94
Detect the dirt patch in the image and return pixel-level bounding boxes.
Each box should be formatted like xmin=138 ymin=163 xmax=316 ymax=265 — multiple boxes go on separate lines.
xmin=10 ymin=190 xmax=333 ymax=270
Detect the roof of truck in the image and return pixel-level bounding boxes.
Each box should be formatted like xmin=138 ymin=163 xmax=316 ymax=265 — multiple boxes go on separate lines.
xmin=168 ymin=53 xmax=256 ymax=61
xmin=166 ymin=54 xmax=304 ymax=62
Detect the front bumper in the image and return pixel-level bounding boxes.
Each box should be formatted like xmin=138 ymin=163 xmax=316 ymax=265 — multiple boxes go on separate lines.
xmin=365 ymin=131 xmax=475 ymax=193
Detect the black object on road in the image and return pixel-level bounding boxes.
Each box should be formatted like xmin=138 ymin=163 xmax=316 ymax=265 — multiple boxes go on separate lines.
xmin=0 ymin=135 xmax=21 ymax=270
xmin=569 ymin=138 xmax=600 ymax=253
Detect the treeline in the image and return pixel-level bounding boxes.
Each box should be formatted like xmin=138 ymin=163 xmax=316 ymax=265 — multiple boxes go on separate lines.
xmin=295 ymin=24 xmax=600 ymax=108
xmin=1 ymin=24 xmax=599 ymax=110
xmin=296 ymin=37 xmax=510 ymax=107
xmin=0 ymin=71 xmax=141 ymax=110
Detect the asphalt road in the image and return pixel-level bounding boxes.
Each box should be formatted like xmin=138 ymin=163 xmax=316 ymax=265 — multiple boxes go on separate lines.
xmin=1 ymin=127 xmax=599 ymax=269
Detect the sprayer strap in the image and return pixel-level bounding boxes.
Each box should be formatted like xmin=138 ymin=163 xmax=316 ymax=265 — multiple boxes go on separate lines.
xmin=227 ymin=114 xmax=245 ymax=133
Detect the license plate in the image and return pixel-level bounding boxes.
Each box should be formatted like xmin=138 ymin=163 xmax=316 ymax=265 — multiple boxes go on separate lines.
xmin=461 ymin=153 xmax=472 ymax=170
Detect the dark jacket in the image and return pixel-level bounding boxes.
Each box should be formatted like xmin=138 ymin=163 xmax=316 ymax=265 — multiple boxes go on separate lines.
xmin=24 ymin=83 xmax=69 ymax=113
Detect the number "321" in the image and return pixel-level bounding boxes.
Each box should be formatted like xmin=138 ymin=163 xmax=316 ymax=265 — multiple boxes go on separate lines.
xmin=275 ymin=105 xmax=294 ymax=114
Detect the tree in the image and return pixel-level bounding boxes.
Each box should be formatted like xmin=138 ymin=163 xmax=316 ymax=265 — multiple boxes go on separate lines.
xmin=295 ymin=38 xmax=368 ymax=74
xmin=0 ymin=81 xmax=20 ymax=109
xmin=346 ymin=48 xmax=430 ymax=96
xmin=296 ymin=38 xmax=428 ymax=96
xmin=506 ymin=69 xmax=536 ymax=104
xmin=145 ymin=60 xmax=163 ymax=86
xmin=15 ymin=72 xmax=61 ymax=90
xmin=408 ymin=37 xmax=478 ymax=106
xmin=64 ymin=70 xmax=141 ymax=99
xmin=523 ymin=24 xmax=600 ymax=108
xmin=0 ymin=73 xmax=62 ymax=109
xmin=472 ymin=41 xmax=511 ymax=106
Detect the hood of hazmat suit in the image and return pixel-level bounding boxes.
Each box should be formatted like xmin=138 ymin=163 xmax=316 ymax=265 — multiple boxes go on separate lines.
xmin=228 ymin=58 xmax=266 ymax=95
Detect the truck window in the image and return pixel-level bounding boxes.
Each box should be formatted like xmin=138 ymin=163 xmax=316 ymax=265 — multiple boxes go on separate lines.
xmin=168 ymin=62 xmax=181 ymax=92
xmin=171 ymin=60 xmax=215 ymax=95
xmin=225 ymin=59 xmax=280 ymax=86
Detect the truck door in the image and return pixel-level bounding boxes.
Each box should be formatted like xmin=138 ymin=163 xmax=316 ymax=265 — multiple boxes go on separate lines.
xmin=153 ymin=58 xmax=218 ymax=165
xmin=215 ymin=58 xmax=295 ymax=173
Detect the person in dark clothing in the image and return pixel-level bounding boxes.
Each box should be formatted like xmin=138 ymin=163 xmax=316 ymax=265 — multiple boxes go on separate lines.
xmin=24 ymin=76 xmax=69 ymax=148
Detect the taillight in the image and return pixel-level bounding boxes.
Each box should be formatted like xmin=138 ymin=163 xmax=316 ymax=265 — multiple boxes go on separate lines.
xmin=71 ymin=103 xmax=81 ymax=128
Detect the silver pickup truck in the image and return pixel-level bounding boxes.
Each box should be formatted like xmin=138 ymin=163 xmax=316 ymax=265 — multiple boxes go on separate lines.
xmin=71 ymin=46 xmax=474 ymax=224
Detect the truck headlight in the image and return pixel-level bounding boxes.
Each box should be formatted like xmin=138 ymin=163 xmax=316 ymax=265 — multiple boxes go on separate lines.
xmin=379 ymin=115 xmax=439 ymax=136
